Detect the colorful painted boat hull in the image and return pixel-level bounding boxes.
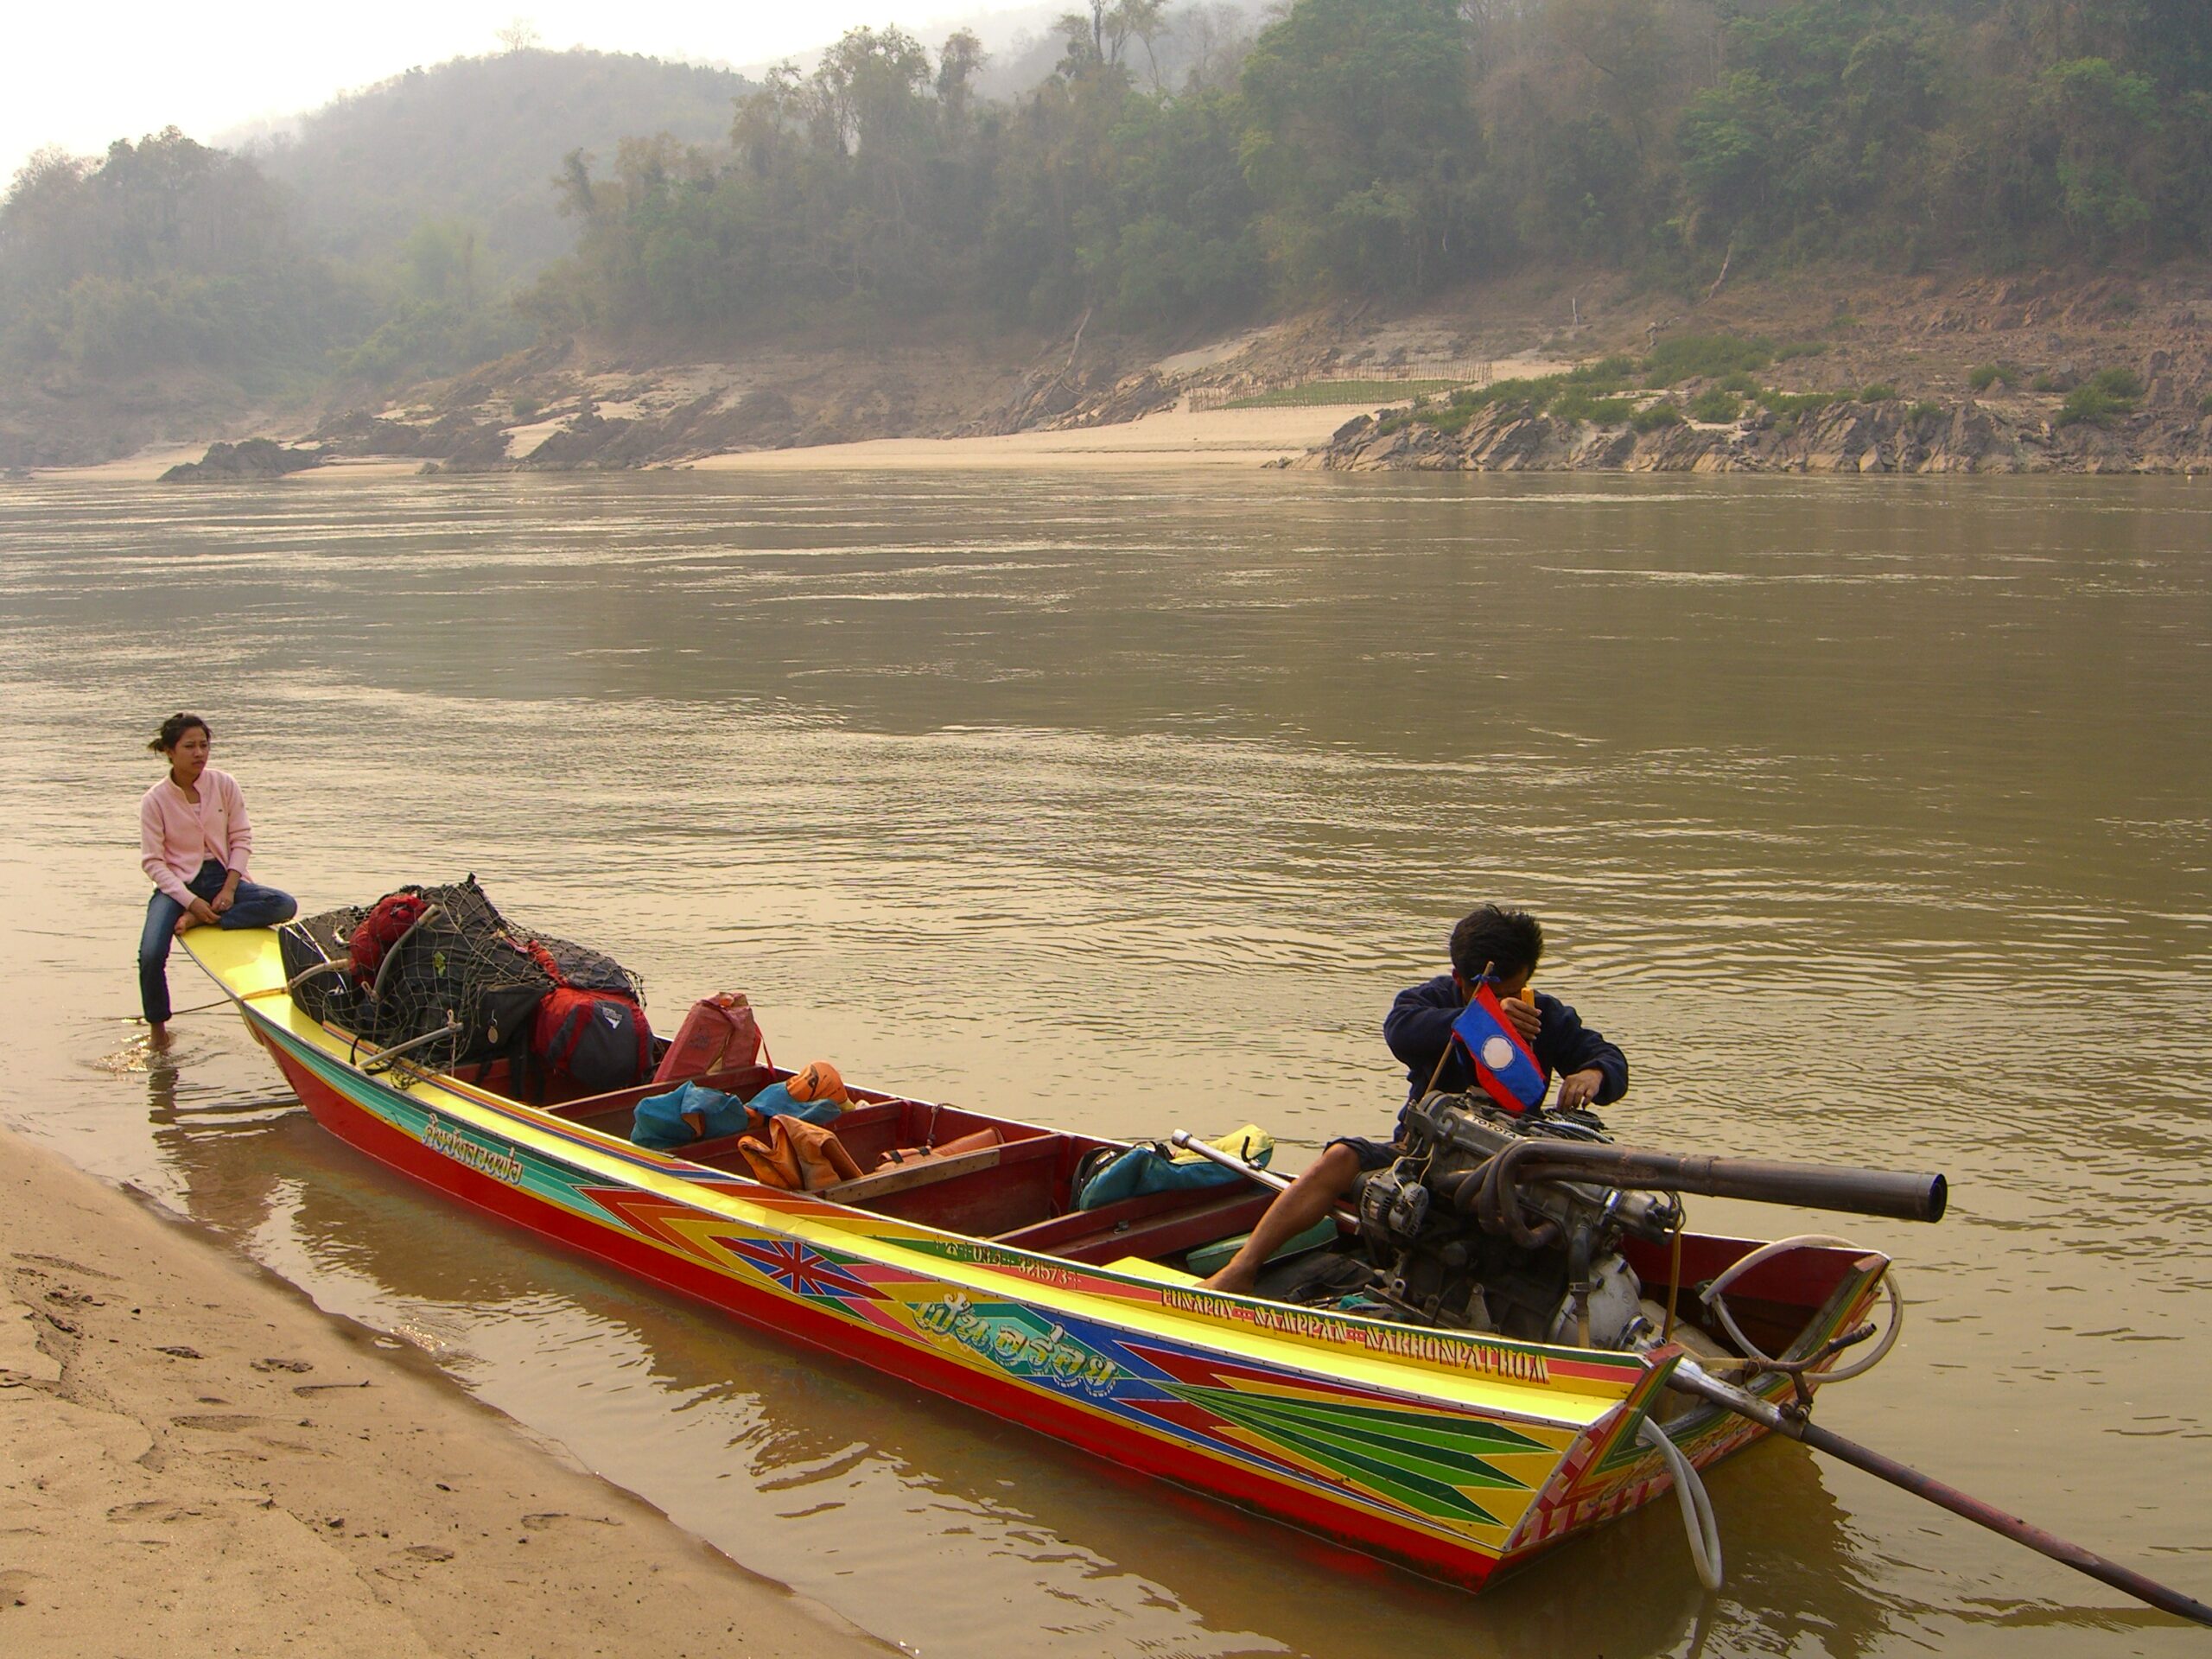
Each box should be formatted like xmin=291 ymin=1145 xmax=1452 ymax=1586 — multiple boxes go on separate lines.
xmin=188 ymin=927 xmax=1886 ymax=1589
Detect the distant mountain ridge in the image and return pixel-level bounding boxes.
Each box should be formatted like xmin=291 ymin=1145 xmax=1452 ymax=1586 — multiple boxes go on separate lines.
xmin=244 ymin=48 xmax=751 ymax=281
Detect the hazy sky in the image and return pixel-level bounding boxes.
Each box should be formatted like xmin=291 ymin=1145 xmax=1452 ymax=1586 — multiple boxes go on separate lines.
xmin=3 ymin=0 xmax=1052 ymax=186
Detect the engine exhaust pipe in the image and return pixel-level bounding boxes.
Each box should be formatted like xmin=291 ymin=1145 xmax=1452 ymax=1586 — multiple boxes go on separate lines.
xmin=1457 ymin=1141 xmax=1947 ymax=1225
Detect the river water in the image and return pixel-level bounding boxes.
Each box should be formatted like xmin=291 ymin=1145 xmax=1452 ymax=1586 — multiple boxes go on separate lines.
xmin=0 ymin=469 xmax=2206 ymax=1656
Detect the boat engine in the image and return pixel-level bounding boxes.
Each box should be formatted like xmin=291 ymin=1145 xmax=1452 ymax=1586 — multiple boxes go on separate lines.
xmin=1344 ymin=1092 xmax=1681 ymax=1348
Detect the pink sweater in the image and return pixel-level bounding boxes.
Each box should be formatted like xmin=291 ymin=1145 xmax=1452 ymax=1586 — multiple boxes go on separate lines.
xmin=140 ymin=767 xmax=253 ymax=905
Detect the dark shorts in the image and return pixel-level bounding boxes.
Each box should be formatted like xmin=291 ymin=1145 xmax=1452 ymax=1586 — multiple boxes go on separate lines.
xmin=1325 ymin=1135 xmax=1402 ymax=1173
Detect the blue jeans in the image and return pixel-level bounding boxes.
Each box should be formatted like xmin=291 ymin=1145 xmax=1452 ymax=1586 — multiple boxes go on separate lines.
xmin=140 ymin=858 xmax=297 ymax=1023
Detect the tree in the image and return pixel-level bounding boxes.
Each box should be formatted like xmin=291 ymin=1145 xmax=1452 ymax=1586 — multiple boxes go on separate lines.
xmin=1238 ymin=0 xmax=1484 ymax=293
xmin=1057 ymin=1 xmax=1167 ymax=78
xmin=938 ymin=29 xmax=988 ymax=124
xmin=2036 ymin=56 xmax=2160 ymax=244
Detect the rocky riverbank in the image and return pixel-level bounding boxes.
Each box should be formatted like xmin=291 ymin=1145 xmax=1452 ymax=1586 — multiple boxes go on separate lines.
xmin=44 ymin=261 xmax=2212 ymax=481
xmin=1302 ymin=391 xmax=2212 ymax=474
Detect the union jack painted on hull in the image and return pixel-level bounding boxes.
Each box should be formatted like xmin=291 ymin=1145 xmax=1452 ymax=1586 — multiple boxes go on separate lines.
xmin=186 ymin=928 xmax=1887 ymax=1591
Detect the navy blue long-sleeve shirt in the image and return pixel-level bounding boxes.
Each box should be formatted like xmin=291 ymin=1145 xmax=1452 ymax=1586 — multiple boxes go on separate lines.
xmin=1383 ymin=974 xmax=1629 ymax=1109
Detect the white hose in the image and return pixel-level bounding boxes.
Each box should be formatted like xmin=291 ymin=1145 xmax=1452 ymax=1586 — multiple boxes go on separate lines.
xmin=1639 ymin=1414 xmax=1724 ymax=1592
xmin=1699 ymin=1232 xmax=1905 ymax=1384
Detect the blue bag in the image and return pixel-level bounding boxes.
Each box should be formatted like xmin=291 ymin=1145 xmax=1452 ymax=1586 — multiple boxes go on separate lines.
xmin=631 ymin=1080 xmax=753 ymax=1150
xmin=1075 ymin=1125 xmax=1273 ymax=1210
xmin=744 ymin=1081 xmax=843 ymax=1127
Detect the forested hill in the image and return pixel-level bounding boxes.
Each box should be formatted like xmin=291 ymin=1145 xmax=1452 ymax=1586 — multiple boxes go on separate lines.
xmin=538 ymin=0 xmax=2212 ymax=337
xmin=251 ymin=48 xmax=750 ymax=280
xmin=5 ymin=0 xmax=2212 ymax=468
xmin=0 ymin=48 xmax=755 ymax=463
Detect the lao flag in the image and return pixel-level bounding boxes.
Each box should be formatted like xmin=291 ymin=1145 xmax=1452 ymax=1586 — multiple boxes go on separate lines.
xmin=1451 ymin=984 xmax=1550 ymax=1116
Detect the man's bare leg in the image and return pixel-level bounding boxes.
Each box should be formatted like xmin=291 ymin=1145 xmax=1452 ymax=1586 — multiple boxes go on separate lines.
xmin=1200 ymin=1143 xmax=1362 ymax=1296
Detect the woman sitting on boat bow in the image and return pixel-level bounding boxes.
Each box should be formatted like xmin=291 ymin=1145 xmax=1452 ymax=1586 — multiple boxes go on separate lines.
xmin=137 ymin=712 xmax=296 ymax=1041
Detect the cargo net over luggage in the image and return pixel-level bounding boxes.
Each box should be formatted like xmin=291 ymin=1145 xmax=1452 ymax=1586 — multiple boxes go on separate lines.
xmin=276 ymin=874 xmax=646 ymax=1087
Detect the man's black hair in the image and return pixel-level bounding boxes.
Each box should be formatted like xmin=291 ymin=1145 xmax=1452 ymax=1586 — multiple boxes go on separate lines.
xmin=1449 ymin=905 xmax=1544 ymax=982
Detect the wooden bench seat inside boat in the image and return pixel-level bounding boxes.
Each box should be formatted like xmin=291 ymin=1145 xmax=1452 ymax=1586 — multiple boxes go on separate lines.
xmin=992 ymin=1184 xmax=1279 ymax=1268
xmin=824 ymin=1127 xmax=1080 ymax=1236
xmin=530 ymin=1073 xmax=1267 ymax=1245
xmin=538 ymin=1081 xmax=1114 ymax=1237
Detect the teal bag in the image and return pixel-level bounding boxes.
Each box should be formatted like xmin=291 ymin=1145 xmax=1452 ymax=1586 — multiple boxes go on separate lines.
xmin=631 ymin=1081 xmax=751 ymax=1150
xmin=744 ymin=1081 xmax=842 ymax=1126
xmin=1076 ymin=1127 xmax=1272 ymax=1210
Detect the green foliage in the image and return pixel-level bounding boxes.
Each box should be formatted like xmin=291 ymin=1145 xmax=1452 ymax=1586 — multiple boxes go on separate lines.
xmin=19 ymin=0 xmax=2212 ymax=423
xmin=1387 ymin=369 xmax=1644 ymax=433
xmin=385 ymin=3 xmax=2212 ymax=353
xmin=1570 ymin=354 xmax=1640 ymax=385
xmin=1239 ymin=0 xmax=1488 ymax=296
xmin=512 ymin=393 xmax=544 ymax=421
xmin=1630 ymin=401 xmax=1684 ymax=432
xmin=1470 ymin=375 xmax=1561 ymax=411
xmin=1759 ymin=389 xmax=1843 ymax=416
xmin=1909 ymin=400 xmax=1944 ymax=422
xmin=1859 ymin=383 xmax=1899 ymax=403
xmin=1226 ymin=378 xmax=1458 ymax=407
xmin=0 ymin=130 xmax=364 ymax=386
xmin=337 ymin=296 xmax=533 ymax=385
xmin=2049 ymin=367 xmax=2146 ymax=427
xmin=1677 ymin=71 xmax=1789 ymax=232
xmin=1968 ymin=362 xmax=2021 ymax=391
xmin=1643 ymin=333 xmax=1774 ymax=386
xmin=2201 ymin=392 xmax=2212 ymax=416
xmin=2031 ymin=371 xmax=2073 ymax=392
xmin=1549 ymin=387 xmax=1636 ymax=423
xmin=1687 ymin=387 xmax=1743 ymax=421
xmin=1084 ymin=89 xmax=1266 ymax=327
xmin=2056 ymin=385 xmax=2137 ymax=426
xmin=2037 ymin=59 xmax=2160 ymax=245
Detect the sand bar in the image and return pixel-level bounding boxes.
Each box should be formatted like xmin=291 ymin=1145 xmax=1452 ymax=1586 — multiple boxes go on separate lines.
xmin=0 ymin=1125 xmax=891 ymax=1659
xmin=17 ymin=401 xmax=1370 ymax=484
xmin=684 ymin=403 xmax=1355 ymax=471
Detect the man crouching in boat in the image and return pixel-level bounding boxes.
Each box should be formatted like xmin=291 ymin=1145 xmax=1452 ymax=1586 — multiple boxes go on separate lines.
xmin=1200 ymin=905 xmax=1629 ymax=1296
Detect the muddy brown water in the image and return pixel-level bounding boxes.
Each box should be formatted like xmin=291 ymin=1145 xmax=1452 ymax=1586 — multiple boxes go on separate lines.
xmin=1 ymin=470 xmax=2206 ymax=1656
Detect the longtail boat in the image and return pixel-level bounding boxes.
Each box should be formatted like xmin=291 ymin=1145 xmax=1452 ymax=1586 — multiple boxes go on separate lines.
xmin=181 ymin=914 xmax=2212 ymax=1620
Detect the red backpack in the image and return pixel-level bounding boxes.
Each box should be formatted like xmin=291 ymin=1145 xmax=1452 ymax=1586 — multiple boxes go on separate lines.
xmin=531 ymin=988 xmax=652 ymax=1095
xmin=524 ymin=934 xmax=652 ymax=1096
xmin=348 ymin=891 xmax=428 ymax=980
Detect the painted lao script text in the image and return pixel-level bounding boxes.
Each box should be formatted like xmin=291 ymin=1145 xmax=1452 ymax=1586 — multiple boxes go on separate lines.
xmin=422 ymin=1120 xmax=525 ymax=1187
xmin=916 ymin=1293 xmax=1120 ymax=1395
xmin=1160 ymin=1290 xmax=1550 ymax=1382
xmin=925 ymin=1239 xmax=1081 ymax=1287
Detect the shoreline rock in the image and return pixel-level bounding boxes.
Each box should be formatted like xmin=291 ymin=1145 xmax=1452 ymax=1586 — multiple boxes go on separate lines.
xmin=1298 ymin=397 xmax=2212 ymax=475
xmin=157 ymin=438 xmax=329 ymax=482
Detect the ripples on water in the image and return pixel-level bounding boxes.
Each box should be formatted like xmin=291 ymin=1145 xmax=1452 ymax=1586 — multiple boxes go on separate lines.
xmin=0 ymin=470 xmax=2206 ymax=1656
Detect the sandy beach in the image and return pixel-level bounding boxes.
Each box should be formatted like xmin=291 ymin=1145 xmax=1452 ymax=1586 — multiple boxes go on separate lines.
xmin=684 ymin=403 xmax=1354 ymax=471
xmin=18 ymin=402 xmax=1361 ymax=484
xmin=0 ymin=1125 xmax=892 ymax=1659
